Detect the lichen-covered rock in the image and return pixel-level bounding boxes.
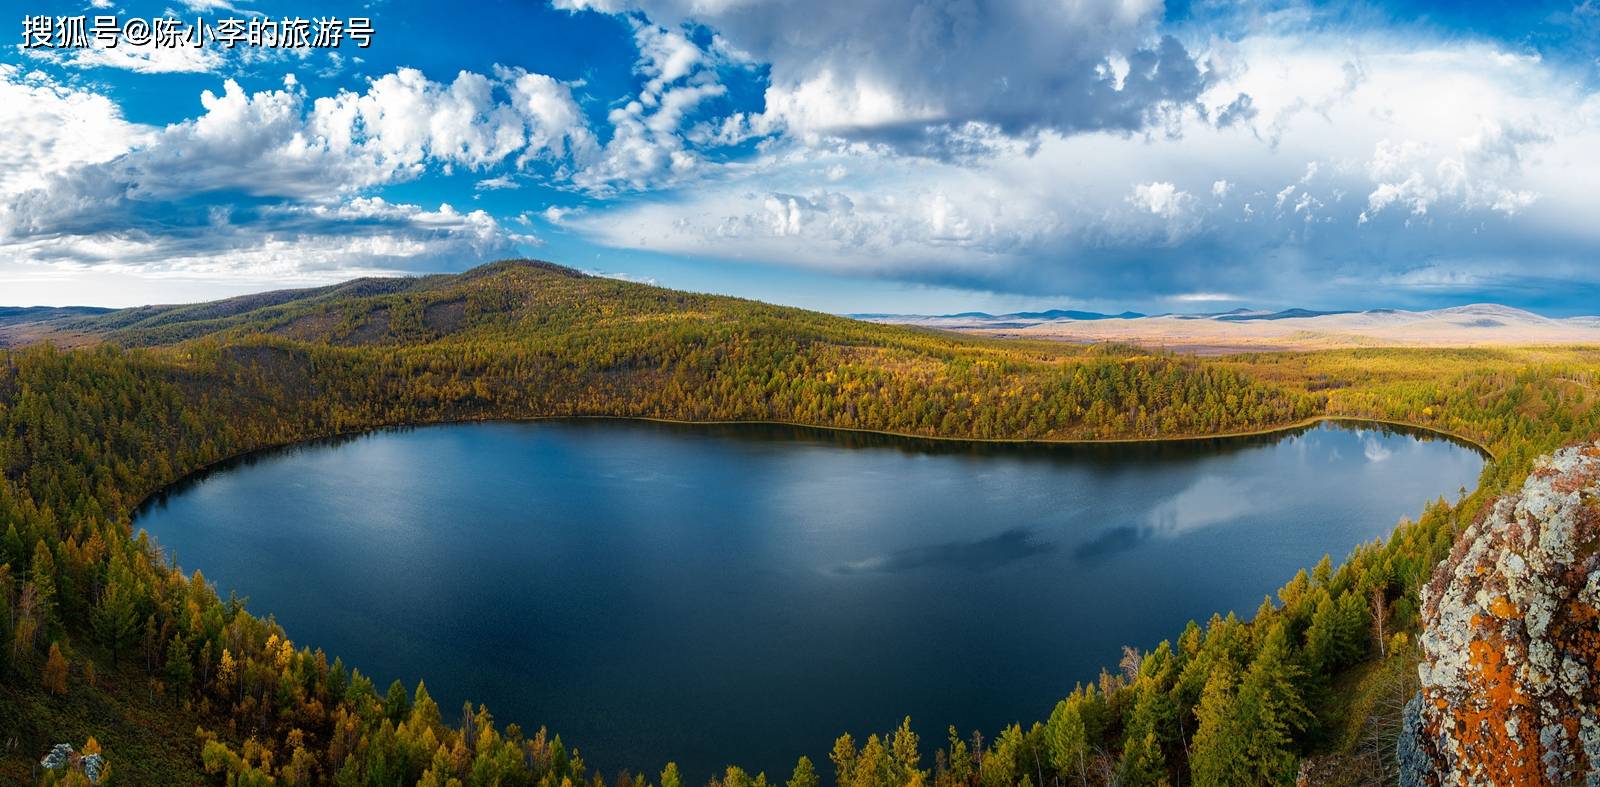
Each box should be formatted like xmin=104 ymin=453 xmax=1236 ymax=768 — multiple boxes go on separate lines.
xmin=1408 ymin=441 xmax=1600 ymax=786
xmin=1399 ymin=692 xmax=1438 ymax=787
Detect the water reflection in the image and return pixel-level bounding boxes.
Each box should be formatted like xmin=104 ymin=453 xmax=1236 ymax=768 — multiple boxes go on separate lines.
xmin=835 ymin=527 xmax=1057 ymax=574
xmin=133 ymin=418 xmax=1485 ymax=783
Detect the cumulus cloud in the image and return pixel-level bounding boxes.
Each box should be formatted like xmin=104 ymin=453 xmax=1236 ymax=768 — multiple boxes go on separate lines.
xmin=565 ymin=29 xmax=1600 ymax=305
xmin=2 ymin=193 xmax=533 ymax=282
xmin=24 ymin=36 xmax=229 ymax=74
xmin=570 ymin=19 xmax=736 ymax=192
xmin=556 ymin=0 xmax=1221 ymax=152
xmin=1358 ymin=120 xmax=1548 ymax=223
xmin=7 ymin=5 xmax=1600 ymax=310
xmin=1129 ymin=182 xmax=1192 ymax=220
xmin=6 ymin=66 xmax=595 ymax=214
xmin=0 ymin=65 xmax=152 ymax=196
xmin=0 ymin=68 xmax=566 ymax=282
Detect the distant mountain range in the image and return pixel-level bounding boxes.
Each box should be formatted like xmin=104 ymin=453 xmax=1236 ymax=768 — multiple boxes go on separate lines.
xmin=0 ymin=306 xmax=114 ymax=324
xmin=857 ymin=303 xmax=1600 ymax=353
xmin=851 ymin=308 xmax=1148 ymax=322
xmin=8 ymin=296 xmax=1598 ymax=354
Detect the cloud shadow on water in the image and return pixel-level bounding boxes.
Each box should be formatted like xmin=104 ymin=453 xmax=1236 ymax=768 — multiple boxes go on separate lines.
xmin=1071 ymin=525 xmax=1146 ymax=562
xmin=834 ymin=527 xmax=1057 ymax=574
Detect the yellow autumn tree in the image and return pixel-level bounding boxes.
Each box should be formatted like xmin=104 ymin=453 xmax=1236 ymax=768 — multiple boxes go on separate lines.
xmin=43 ymin=641 xmax=68 ymax=695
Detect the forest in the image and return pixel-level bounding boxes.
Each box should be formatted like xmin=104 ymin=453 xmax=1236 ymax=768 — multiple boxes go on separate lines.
xmin=2 ymin=259 xmax=1598 ymax=785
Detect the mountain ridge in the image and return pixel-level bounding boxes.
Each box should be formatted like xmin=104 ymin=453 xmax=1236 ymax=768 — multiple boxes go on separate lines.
xmin=859 ymin=301 xmax=1600 ymax=353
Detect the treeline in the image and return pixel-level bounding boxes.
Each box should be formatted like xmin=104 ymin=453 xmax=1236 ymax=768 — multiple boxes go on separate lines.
xmin=3 ymin=261 xmax=1597 ymax=785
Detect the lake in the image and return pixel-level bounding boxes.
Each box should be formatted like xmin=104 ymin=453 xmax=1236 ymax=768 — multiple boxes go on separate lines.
xmin=134 ymin=419 xmax=1484 ymax=781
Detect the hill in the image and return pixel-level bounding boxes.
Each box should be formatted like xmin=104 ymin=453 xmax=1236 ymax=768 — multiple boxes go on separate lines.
xmin=1 ymin=260 xmax=1597 ymax=785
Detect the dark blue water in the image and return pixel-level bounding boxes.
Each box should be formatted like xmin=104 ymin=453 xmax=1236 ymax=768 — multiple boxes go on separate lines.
xmin=135 ymin=419 xmax=1483 ymax=781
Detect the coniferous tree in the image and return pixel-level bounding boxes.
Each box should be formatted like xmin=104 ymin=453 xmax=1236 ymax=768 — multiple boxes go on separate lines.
xmin=92 ymin=570 xmax=142 ymax=666
xmin=30 ymin=541 xmax=56 ymax=628
xmin=1232 ymin=624 xmax=1311 ymax=784
xmin=1188 ymin=664 xmax=1242 ymax=785
xmin=660 ymin=762 xmax=684 ymax=787
xmin=164 ymin=634 xmax=193 ymax=697
xmin=787 ymin=756 xmax=819 ymax=787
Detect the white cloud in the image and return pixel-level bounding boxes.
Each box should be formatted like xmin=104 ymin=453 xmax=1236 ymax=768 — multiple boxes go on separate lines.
xmin=564 ymin=28 xmax=1600 ymax=302
xmin=8 ymin=12 xmax=1600 ymax=309
xmin=311 ymin=68 xmax=539 ymax=176
xmin=542 ymin=205 xmax=582 ymax=225
xmin=0 ymin=65 xmax=151 ymax=196
xmin=584 ymin=269 xmax=660 ymax=285
xmin=1363 ymin=436 xmax=1393 ymax=462
xmin=475 ymin=175 xmax=520 ymax=190
xmin=1129 ymin=182 xmax=1192 ymax=220
xmin=24 ymin=35 xmax=227 ymax=74
xmin=0 ymin=68 xmax=562 ymax=284
xmin=556 ymin=0 xmax=1213 ymax=150
xmin=498 ymin=66 xmax=599 ymax=164
xmin=569 ymin=20 xmax=736 ymax=192
xmin=1 ymin=194 xmax=536 ymax=284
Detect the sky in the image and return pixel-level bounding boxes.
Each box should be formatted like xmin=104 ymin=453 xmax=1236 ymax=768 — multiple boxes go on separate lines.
xmin=2 ymin=0 xmax=1598 ymax=315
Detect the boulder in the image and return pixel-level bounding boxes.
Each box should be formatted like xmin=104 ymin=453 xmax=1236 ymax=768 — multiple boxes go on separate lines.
xmin=1406 ymin=441 xmax=1600 ymax=785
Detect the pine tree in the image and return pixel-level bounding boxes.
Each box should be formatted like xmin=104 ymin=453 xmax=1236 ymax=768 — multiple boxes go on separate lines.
xmin=660 ymin=762 xmax=684 ymax=787
xmin=1045 ymin=692 xmax=1090 ymax=779
xmin=1232 ymin=624 xmax=1310 ymax=784
xmin=165 ymin=634 xmax=193 ymax=696
xmin=1117 ymin=730 xmax=1168 ymax=786
xmin=829 ymin=733 xmax=857 ymax=786
xmin=2 ymin=522 xmax=22 ymax=566
xmin=1188 ymin=664 xmax=1242 ymax=785
xmin=92 ymin=571 xmax=142 ymax=666
xmin=890 ymin=717 xmax=924 ymax=784
xmin=385 ymin=679 xmax=412 ymax=722
xmin=787 ymin=756 xmax=818 ymax=787
xmin=30 ymin=541 xmax=56 ymax=624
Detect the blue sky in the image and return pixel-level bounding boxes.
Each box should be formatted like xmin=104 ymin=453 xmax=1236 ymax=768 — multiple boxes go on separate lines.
xmin=3 ymin=0 xmax=1598 ymax=314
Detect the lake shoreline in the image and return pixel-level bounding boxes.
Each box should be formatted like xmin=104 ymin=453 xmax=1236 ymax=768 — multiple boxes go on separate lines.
xmin=129 ymin=412 xmax=1493 ymax=518
xmin=133 ymin=416 xmax=1487 ymax=782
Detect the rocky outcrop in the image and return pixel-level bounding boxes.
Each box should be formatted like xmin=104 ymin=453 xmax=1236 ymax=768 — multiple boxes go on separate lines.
xmin=1405 ymin=441 xmax=1600 ymax=785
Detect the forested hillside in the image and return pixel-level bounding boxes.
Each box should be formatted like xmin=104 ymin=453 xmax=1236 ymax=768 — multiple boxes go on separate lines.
xmin=2 ymin=260 xmax=1597 ymax=785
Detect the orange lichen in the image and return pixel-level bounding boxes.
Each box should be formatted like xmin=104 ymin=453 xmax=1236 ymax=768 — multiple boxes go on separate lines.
xmin=1410 ymin=441 xmax=1600 ymax=786
xmin=1487 ymin=595 xmax=1520 ymax=620
xmin=1450 ymin=636 xmax=1544 ymax=783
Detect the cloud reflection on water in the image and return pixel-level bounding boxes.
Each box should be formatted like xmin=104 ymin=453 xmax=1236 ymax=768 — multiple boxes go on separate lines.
xmin=834 ymin=527 xmax=1057 ymax=574
xmin=1074 ymin=475 xmax=1259 ymax=561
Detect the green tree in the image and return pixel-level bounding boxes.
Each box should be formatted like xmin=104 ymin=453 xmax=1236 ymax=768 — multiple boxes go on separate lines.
xmin=1188 ymin=664 xmax=1242 ymax=785
xmin=92 ymin=571 xmax=142 ymax=666
xmin=385 ymin=678 xmax=411 ymax=723
xmin=660 ymin=762 xmax=684 ymax=787
xmin=164 ymin=634 xmax=193 ymax=696
xmin=1117 ymin=730 xmax=1167 ymax=786
xmin=787 ymin=756 xmax=818 ymax=787
xmin=30 ymin=541 xmax=56 ymax=625
xmin=1232 ymin=624 xmax=1311 ymax=784
xmin=1045 ymin=688 xmax=1097 ymax=782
